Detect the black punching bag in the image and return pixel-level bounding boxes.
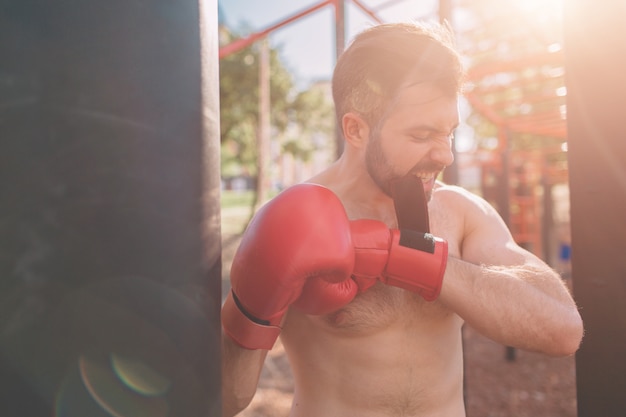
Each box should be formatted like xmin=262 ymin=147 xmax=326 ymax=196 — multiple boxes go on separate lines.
xmin=0 ymin=0 xmax=222 ymax=415
xmin=565 ymin=1 xmax=626 ymax=416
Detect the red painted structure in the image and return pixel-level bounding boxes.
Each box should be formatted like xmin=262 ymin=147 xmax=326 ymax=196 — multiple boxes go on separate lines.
xmin=219 ymin=0 xmax=567 ymax=259
xmin=219 ymin=0 xmax=383 ymax=60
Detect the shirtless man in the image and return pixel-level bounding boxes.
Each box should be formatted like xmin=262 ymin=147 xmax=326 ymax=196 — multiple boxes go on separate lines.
xmin=221 ymin=22 xmax=583 ymax=417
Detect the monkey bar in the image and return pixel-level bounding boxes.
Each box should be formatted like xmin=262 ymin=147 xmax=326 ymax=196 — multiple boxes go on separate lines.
xmin=219 ymin=0 xmax=383 ymax=60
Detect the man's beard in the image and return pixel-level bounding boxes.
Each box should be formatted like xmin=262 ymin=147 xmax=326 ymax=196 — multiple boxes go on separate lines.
xmin=365 ymin=130 xmax=444 ymax=200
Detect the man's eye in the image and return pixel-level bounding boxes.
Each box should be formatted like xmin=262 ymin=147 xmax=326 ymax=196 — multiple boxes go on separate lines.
xmin=410 ymin=134 xmax=453 ymax=143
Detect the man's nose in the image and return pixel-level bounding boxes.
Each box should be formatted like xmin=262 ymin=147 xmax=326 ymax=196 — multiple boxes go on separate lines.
xmin=429 ymin=139 xmax=454 ymax=167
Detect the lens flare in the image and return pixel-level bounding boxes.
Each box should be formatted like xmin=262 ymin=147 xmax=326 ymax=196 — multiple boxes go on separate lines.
xmin=79 ymin=354 xmax=169 ymax=417
xmin=111 ymin=353 xmax=171 ymax=397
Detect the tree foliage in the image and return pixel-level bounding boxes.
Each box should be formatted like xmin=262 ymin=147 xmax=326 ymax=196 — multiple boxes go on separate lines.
xmin=283 ymin=85 xmax=335 ymax=162
xmin=219 ymin=28 xmax=335 ymax=179
xmin=219 ymin=38 xmax=294 ymax=177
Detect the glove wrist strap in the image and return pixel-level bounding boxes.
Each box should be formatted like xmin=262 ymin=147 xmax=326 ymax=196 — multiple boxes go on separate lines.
xmin=385 ymin=229 xmax=448 ymax=301
xmin=221 ymin=291 xmax=281 ymax=350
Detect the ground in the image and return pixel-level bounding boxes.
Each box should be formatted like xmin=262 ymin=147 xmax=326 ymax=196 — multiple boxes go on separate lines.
xmin=221 ymin=225 xmax=578 ymax=417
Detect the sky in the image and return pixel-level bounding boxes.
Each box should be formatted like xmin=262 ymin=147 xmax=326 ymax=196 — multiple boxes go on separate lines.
xmin=218 ymin=0 xmax=440 ymax=88
xmin=217 ymin=0 xmax=476 ymax=152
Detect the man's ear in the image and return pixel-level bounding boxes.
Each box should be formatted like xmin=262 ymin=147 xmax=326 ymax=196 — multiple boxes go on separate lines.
xmin=341 ymin=112 xmax=370 ymax=149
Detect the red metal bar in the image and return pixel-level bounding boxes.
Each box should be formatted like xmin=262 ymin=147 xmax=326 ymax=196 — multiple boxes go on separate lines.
xmin=464 ymin=91 xmax=504 ymax=125
xmin=219 ymin=0 xmax=333 ymax=58
xmin=467 ymin=50 xmax=564 ymax=80
xmin=509 ymin=124 xmax=566 ymax=138
xmin=439 ymin=0 xmax=452 ymax=24
xmin=333 ymin=0 xmax=345 ymax=58
xmin=350 ymin=0 xmax=384 ymax=23
xmin=371 ymin=0 xmax=407 ymax=12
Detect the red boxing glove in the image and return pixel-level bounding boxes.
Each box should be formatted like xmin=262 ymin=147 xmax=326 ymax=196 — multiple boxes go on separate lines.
xmin=350 ymin=220 xmax=447 ymax=301
xmin=221 ymin=184 xmax=358 ymax=350
xmin=350 ymin=175 xmax=448 ymax=301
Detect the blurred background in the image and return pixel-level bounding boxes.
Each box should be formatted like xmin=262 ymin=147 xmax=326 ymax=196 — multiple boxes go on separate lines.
xmin=218 ymin=0 xmax=571 ymax=277
xmin=217 ymin=1 xmax=575 ymax=416
xmin=1 ymin=1 xmax=621 ymax=415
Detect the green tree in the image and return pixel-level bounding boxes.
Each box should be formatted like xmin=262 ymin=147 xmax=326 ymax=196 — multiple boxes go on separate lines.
xmin=283 ymin=83 xmax=336 ymax=163
xmin=219 ymin=27 xmax=336 ymax=229
xmin=219 ymin=36 xmax=293 ymax=178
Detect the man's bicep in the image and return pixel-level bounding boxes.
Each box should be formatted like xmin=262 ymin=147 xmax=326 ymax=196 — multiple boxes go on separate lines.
xmin=460 ymin=195 xmax=536 ymax=267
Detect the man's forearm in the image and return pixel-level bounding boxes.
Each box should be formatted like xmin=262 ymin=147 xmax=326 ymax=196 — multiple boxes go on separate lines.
xmin=439 ymin=257 xmax=583 ymax=356
xmin=222 ymin=331 xmax=268 ymax=417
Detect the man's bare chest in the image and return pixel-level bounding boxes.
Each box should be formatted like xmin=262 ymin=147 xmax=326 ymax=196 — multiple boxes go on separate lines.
xmin=317 ymin=282 xmax=454 ymax=334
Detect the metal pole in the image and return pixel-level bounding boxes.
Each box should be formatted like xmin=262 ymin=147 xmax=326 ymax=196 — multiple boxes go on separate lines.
xmin=334 ymin=0 xmax=346 ymax=158
xmin=565 ymin=1 xmax=626 ymax=415
xmin=498 ymin=128 xmax=516 ymax=362
xmin=439 ymin=0 xmax=458 ymax=185
xmin=256 ymin=38 xmax=271 ymax=210
xmin=439 ymin=0 xmax=453 ymax=24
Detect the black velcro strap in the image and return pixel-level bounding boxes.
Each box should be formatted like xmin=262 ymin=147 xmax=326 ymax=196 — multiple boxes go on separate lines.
xmin=398 ymin=229 xmax=436 ymax=254
xmin=390 ymin=175 xmax=430 ymax=233
xmin=232 ymin=291 xmax=270 ymax=326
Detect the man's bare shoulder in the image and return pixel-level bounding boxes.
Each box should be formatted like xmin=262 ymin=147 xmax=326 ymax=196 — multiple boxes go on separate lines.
xmin=305 ymin=170 xmax=335 ymax=188
xmin=433 ymin=181 xmax=491 ymax=209
xmin=431 ymin=182 xmax=505 ymax=236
